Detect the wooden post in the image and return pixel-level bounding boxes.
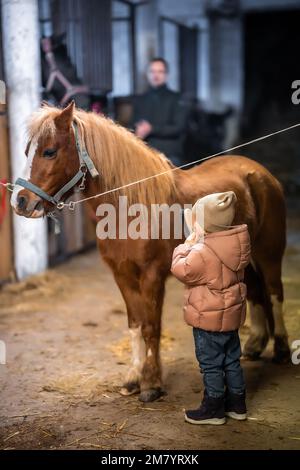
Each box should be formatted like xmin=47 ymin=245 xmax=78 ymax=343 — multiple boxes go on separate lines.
xmin=1 ymin=0 xmax=48 ymax=279
xmin=0 ymin=81 xmax=13 ymax=282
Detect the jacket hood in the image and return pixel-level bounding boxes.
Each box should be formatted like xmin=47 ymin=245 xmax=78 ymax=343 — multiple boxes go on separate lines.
xmin=203 ymin=224 xmax=251 ymax=271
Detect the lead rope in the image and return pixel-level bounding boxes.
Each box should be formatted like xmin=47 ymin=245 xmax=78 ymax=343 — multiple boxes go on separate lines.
xmin=58 ymin=121 xmax=300 ymax=209
xmin=1 ymin=121 xmax=300 ymax=209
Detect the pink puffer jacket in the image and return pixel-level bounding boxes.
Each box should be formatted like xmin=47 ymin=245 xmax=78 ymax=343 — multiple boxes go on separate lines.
xmin=171 ymin=224 xmax=251 ymax=332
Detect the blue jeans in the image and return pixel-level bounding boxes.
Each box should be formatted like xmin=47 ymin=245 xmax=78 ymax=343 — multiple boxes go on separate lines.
xmin=193 ymin=328 xmax=245 ymax=398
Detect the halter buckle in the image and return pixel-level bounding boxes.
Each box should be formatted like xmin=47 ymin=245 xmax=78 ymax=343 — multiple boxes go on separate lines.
xmin=79 ymin=175 xmax=86 ymax=190
xmin=2 ymin=182 xmax=15 ymax=192
xmin=56 ymin=201 xmax=65 ymax=210
xmin=78 ymin=180 xmax=86 ymax=190
xmin=78 ymin=164 xmax=87 ymax=190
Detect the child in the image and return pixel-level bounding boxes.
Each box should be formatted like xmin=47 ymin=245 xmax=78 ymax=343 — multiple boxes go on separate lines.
xmin=171 ymin=191 xmax=251 ymax=425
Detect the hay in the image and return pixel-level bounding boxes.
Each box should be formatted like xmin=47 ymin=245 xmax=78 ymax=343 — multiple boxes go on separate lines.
xmin=0 ymin=271 xmax=71 ymax=315
xmin=107 ymin=329 xmax=176 ymax=359
xmin=42 ymin=373 xmax=102 ymax=396
xmin=65 ymin=419 xmax=132 ymax=449
xmin=107 ymin=337 xmax=131 ymax=359
xmin=3 ymin=431 xmax=20 ymax=442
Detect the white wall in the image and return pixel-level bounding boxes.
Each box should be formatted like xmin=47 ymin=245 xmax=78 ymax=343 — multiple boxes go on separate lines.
xmin=161 ymin=20 xmax=179 ymax=91
xmin=0 ymin=79 xmax=5 ymax=103
xmin=112 ymin=20 xmax=132 ymax=96
xmin=111 ymin=0 xmax=132 ymax=96
xmin=132 ymin=0 xmax=206 ymax=94
xmin=1 ymin=0 xmax=48 ymax=279
xmin=135 ymin=1 xmax=159 ymax=92
xmin=196 ymin=18 xmax=210 ymax=102
xmin=209 ymin=17 xmax=243 ymax=110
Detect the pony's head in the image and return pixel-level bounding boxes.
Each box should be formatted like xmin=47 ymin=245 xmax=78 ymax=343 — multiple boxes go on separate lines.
xmin=11 ymin=101 xmax=79 ymax=217
xmin=11 ymin=100 xmax=177 ymax=218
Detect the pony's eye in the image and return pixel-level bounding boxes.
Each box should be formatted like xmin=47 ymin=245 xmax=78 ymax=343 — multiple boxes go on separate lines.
xmin=43 ymin=148 xmax=57 ymax=159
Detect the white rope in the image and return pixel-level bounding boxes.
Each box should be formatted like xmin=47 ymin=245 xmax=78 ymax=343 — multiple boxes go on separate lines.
xmin=0 ymin=181 xmax=15 ymax=192
xmin=61 ymin=122 xmax=300 ymax=209
xmin=1 ymin=121 xmax=300 ymax=207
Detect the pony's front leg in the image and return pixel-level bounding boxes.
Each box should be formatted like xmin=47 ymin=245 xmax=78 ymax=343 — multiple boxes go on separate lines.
xmin=114 ymin=276 xmax=146 ymax=396
xmin=120 ymin=324 xmax=146 ymax=396
xmin=139 ymin=319 xmax=163 ymax=402
xmin=138 ymin=268 xmax=166 ymax=402
xmin=114 ymin=266 xmax=166 ymax=402
xmin=123 ymin=306 xmax=164 ymax=402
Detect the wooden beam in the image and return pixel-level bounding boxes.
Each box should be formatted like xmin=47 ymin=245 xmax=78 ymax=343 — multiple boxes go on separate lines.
xmin=0 ymin=99 xmax=13 ymax=282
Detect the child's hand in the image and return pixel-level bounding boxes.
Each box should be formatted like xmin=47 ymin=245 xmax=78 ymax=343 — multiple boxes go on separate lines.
xmin=185 ymin=231 xmax=197 ymax=246
xmin=185 ymin=222 xmax=204 ymax=246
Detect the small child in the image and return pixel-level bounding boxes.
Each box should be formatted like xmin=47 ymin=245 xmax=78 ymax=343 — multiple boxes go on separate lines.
xmin=171 ymin=191 xmax=251 ymax=425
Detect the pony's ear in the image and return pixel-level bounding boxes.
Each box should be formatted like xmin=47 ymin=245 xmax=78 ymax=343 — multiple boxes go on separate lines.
xmin=54 ymin=101 xmax=75 ymax=131
xmin=184 ymin=208 xmax=193 ymax=233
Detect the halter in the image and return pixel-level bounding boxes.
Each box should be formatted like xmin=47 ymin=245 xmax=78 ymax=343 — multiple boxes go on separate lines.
xmin=15 ymin=122 xmax=99 ymax=211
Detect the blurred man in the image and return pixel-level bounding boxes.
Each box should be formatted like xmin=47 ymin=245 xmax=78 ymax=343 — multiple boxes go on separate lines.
xmin=131 ymin=58 xmax=187 ymax=166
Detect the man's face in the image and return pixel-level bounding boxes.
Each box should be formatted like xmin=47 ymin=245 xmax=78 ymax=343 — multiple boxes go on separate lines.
xmin=147 ymin=61 xmax=168 ymax=87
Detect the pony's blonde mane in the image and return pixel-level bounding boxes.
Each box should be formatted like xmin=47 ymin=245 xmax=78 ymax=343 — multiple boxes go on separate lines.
xmin=28 ymin=105 xmax=178 ymax=206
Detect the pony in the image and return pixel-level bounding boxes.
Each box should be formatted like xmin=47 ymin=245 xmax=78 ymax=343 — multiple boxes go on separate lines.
xmin=11 ymin=102 xmax=290 ymax=402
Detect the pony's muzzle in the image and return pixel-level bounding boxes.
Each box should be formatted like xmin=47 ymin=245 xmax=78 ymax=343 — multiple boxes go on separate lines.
xmin=17 ymin=194 xmax=28 ymax=211
xmin=13 ymin=189 xmax=43 ymax=218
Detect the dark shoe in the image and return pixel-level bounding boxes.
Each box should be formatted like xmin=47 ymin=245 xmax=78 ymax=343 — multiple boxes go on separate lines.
xmin=185 ymin=392 xmax=226 ymax=425
xmin=225 ymin=391 xmax=247 ymax=420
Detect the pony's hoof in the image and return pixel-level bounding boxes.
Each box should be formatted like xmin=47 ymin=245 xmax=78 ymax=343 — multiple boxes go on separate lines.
xmin=243 ymin=334 xmax=268 ymax=360
xmin=139 ymin=388 xmax=165 ymax=402
xmin=120 ymin=381 xmax=140 ymax=396
xmin=242 ymin=352 xmax=261 ymax=361
xmin=272 ymin=336 xmax=291 ymax=364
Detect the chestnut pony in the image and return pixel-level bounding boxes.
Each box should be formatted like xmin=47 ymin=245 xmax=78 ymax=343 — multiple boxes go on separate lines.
xmin=11 ymin=102 xmax=290 ymax=402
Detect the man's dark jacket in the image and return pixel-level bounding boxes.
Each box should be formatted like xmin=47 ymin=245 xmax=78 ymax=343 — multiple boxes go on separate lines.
xmin=130 ymin=84 xmax=187 ymax=162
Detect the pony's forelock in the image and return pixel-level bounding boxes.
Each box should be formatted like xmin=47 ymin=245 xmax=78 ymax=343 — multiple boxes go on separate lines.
xmin=27 ymin=104 xmax=59 ymax=141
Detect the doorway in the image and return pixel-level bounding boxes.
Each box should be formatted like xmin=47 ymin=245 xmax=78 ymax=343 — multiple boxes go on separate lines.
xmin=242 ymin=9 xmax=300 ymax=183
